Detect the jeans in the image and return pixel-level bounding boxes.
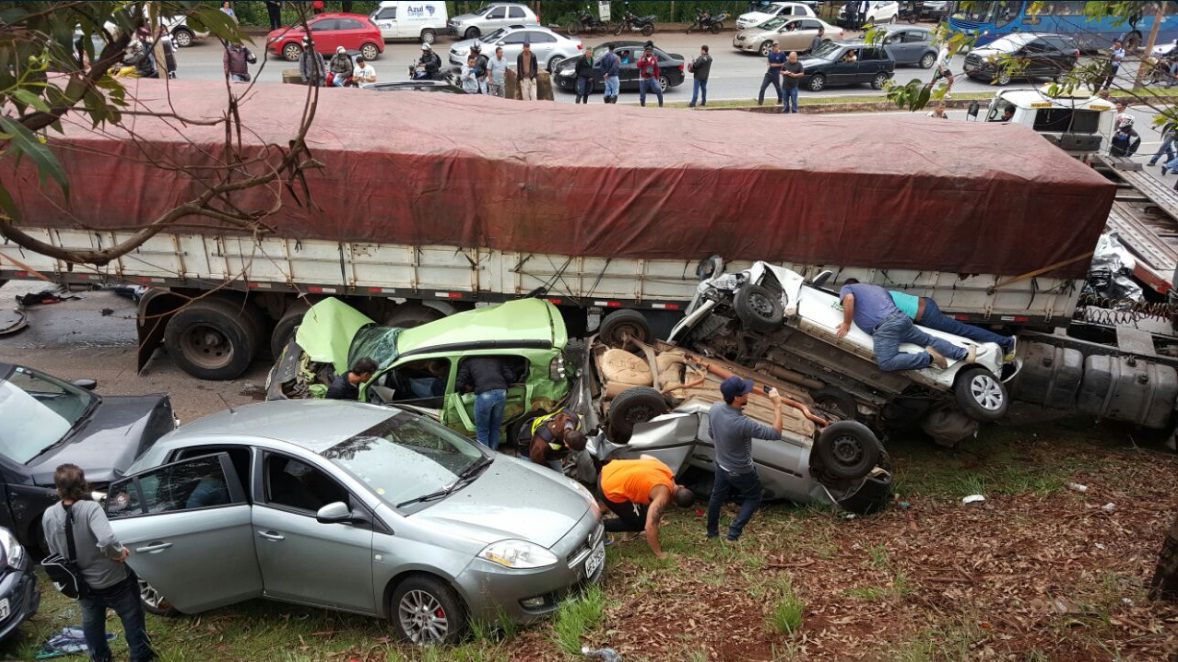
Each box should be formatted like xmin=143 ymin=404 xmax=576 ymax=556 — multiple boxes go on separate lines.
xmin=575 ymin=77 xmax=592 ymax=103
xmin=758 ymin=72 xmax=781 ymax=104
xmin=519 ymin=77 xmax=536 ymax=100
xmin=707 ymin=468 xmax=763 ymax=540
xmin=488 ymin=80 xmax=505 ymax=97
xmin=690 ymin=78 xmax=708 ymax=106
xmin=871 ymin=311 xmax=967 ymax=372
xmin=604 ymin=75 xmax=620 ymax=99
xmin=474 ymin=389 xmax=507 ymax=450
xmin=81 ymin=574 xmax=155 ymax=662
xmin=782 ymin=85 xmax=799 ymax=113
xmin=919 ymin=299 xmax=1014 ymax=351
xmin=1150 ymin=135 xmax=1176 ymax=165
xmin=330 ymin=73 xmax=348 ymax=87
xmin=229 ymin=73 xmax=249 ymax=83
xmin=639 ymin=77 xmax=663 ymax=106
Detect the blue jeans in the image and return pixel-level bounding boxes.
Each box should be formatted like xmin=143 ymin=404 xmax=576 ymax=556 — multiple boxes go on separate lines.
xmin=639 ymin=77 xmax=663 ymax=106
xmin=474 ymin=389 xmax=507 ymax=450
xmin=758 ymin=72 xmax=782 ymax=104
xmin=690 ymin=78 xmax=707 ymax=106
xmin=870 ymin=311 xmax=966 ymax=372
xmin=604 ymin=75 xmax=620 ymax=98
xmin=919 ymin=299 xmax=1014 ymax=352
xmin=706 ymin=469 xmax=763 ymax=541
xmin=1152 ymin=135 xmax=1177 ymax=165
xmin=575 ymin=76 xmax=592 ymax=102
xmin=782 ymin=85 xmax=799 ymax=113
xmin=81 ymin=574 xmax=155 ymax=662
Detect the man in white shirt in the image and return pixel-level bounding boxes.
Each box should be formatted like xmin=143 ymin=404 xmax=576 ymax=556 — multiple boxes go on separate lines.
xmin=353 ymin=56 xmax=376 ymax=84
xmin=932 ymin=44 xmax=955 ymax=97
xmin=487 ymin=45 xmax=509 ymax=97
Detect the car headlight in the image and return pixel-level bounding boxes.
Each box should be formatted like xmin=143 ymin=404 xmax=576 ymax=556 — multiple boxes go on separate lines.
xmin=478 ymin=539 xmax=558 ymax=569
xmin=0 ymin=528 xmax=26 ymax=570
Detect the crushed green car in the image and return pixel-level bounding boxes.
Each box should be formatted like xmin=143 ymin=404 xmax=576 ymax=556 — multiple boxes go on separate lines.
xmin=265 ymin=298 xmax=572 ymax=439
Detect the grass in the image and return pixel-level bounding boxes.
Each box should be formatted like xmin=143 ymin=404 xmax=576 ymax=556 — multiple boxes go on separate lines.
xmin=765 ymin=579 xmax=805 ymax=637
xmin=552 ymin=584 xmax=605 ymax=656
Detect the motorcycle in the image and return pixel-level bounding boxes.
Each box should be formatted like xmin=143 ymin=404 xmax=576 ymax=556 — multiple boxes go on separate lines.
xmin=1145 ymin=54 xmax=1178 ymax=87
xmin=567 ymin=6 xmax=610 ymax=35
xmin=408 ymin=57 xmax=444 ymax=81
xmin=613 ymin=11 xmax=656 ymax=37
xmin=687 ymin=10 xmax=728 ymax=34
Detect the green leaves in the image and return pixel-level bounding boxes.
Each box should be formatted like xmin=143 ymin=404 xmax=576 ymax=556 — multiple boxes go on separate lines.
xmin=0 ymin=115 xmax=69 ymax=210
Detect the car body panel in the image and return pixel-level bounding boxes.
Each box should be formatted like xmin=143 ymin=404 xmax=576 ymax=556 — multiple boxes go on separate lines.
xmin=294 ymin=298 xmax=376 ymax=375
xmin=963 ymin=33 xmax=1079 ymax=83
xmin=881 ymin=26 xmax=937 ymax=66
xmin=449 ymin=25 xmax=580 ymax=71
xmin=362 ymin=81 xmax=465 ymax=93
xmin=837 ymin=0 xmax=900 ymax=25
xmin=733 ymin=17 xmax=843 ymax=54
xmin=369 ymin=1 xmax=448 ymax=40
xmin=0 ymin=527 xmax=39 ymax=642
xmin=449 ymin=3 xmax=537 ymax=37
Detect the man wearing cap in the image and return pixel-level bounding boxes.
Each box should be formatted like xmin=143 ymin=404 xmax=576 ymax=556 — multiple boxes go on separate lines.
xmin=599 ymin=456 xmax=695 ymax=559
xmin=517 ymin=40 xmax=538 ymax=101
xmin=328 ymin=45 xmax=353 ymax=87
xmin=706 ymin=376 xmax=783 ymax=542
xmin=636 ymin=42 xmax=663 ymax=107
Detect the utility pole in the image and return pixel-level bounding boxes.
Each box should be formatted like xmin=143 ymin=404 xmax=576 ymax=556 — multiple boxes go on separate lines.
xmin=1134 ymin=2 xmax=1167 ymax=89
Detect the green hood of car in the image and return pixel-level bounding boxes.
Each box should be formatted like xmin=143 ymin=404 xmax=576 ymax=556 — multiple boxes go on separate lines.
xmin=294 ymin=298 xmax=377 ymax=375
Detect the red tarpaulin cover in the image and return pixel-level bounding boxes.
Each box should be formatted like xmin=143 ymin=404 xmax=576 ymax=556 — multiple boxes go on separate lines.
xmin=3 ymin=79 xmax=1115 ymax=278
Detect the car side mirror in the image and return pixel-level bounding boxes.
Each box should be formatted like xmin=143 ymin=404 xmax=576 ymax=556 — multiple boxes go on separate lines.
xmin=810 ymin=270 xmax=834 ymax=288
xmin=72 ymin=378 xmax=98 ymax=390
xmin=316 ymin=501 xmax=354 ymax=524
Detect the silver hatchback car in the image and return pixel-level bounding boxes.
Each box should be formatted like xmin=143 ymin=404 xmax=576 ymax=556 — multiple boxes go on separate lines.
xmin=103 ymin=400 xmax=603 ymax=644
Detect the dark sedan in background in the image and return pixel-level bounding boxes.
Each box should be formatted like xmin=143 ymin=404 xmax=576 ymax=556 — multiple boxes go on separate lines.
xmin=553 ymin=41 xmax=685 ymax=94
xmin=0 ymin=364 xmax=175 ymax=556
xmin=962 ymin=33 xmax=1080 ymax=85
xmin=800 ymin=41 xmax=895 ymax=91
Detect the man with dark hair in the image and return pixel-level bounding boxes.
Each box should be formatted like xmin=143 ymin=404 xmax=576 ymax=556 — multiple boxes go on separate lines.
xmin=456 ymin=356 xmax=517 ymax=450
xmin=573 ymin=47 xmax=595 ymax=104
xmin=599 ymin=456 xmax=694 ymax=558
xmin=706 ymin=376 xmax=781 ymax=542
xmin=528 ymin=408 xmax=586 ymax=470
xmin=517 ymin=41 xmax=538 ymax=101
xmin=757 ymin=42 xmax=785 ymax=106
xmin=43 ymin=464 xmax=157 ymax=662
xmin=596 ymin=43 xmax=621 ymax=103
xmin=688 ymin=44 xmax=711 ymax=108
xmin=327 ymin=357 xmax=377 ymax=400
xmin=810 ymin=25 xmax=826 ymax=54
xmin=636 ymin=42 xmax=663 ymax=107
xmin=837 ymin=281 xmax=973 ymax=371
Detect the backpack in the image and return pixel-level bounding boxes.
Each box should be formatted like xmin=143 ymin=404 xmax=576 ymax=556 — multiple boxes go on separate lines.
xmin=41 ymin=504 xmax=90 ymax=600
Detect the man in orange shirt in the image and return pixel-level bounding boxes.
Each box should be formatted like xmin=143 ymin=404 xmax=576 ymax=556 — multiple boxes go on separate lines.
xmin=599 ymin=456 xmax=694 ymax=558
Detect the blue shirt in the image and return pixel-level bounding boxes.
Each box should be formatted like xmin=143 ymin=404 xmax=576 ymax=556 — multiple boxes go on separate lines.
xmin=708 ymin=402 xmax=780 ymax=474
xmin=889 ymin=291 xmax=920 ymax=320
xmin=766 ymin=50 xmax=786 ymax=75
xmin=595 ymin=51 xmax=620 ymax=77
xmin=839 ymin=283 xmax=901 ymax=333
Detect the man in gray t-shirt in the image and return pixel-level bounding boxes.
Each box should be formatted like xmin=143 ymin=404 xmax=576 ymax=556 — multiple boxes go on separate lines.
xmin=706 ymin=376 xmax=783 ymax=542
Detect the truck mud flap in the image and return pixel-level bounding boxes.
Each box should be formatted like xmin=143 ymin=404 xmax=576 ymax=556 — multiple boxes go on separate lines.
xmin=136 ymin=289 xmax=185 ymax=374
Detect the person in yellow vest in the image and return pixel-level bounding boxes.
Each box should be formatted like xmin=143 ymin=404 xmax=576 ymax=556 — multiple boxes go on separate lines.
xmin=527 ymin=408 xmax=586 ymax=471
xmin=599 ymin=456 xmax=694 ymax=558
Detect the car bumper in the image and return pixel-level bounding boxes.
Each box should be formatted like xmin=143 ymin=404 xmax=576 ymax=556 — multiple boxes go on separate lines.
xmin=453 ymin=517 xmax=604 ymax=624
xmin=0 ymin=566 xmax=39 ymax=642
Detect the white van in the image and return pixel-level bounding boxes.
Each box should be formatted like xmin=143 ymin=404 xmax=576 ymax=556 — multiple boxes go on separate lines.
xmin=370 ymin=1 xmax=449 ymax=44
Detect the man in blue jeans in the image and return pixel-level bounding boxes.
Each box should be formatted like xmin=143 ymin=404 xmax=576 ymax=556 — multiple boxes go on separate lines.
xmin=457 ymin=356 xmax=516 ymax=450
xmin=688 ymin=45 xmax=711 ymax=108
xmin=837 ymin=281 xmax=975 ymax=372
xmin=636 ymin=43 xmax=663 ymax=107
xmin=781 ymin=51 xmax=804 ymax=113
xmin=596 ymin=44 xmax=621 ymax=103
xmin=757 ymin=43 xmax=785 ymax=105
xmin=706 ymin=376 xmax=782 ymax=542
xmin=886 ymin=288 xmax=1016 ymax=361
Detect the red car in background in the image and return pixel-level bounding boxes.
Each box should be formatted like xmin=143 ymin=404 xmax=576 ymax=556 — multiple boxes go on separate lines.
xmin=268 ymin=12 xmax=384 ymax=62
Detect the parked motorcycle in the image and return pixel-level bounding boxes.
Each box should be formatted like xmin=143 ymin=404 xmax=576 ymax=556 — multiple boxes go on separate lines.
xmin=613 ymin=11 xmax=656 ymax=37
xmin=687 ymin=10 xmax=728 ymax=34
xmin=567 ymin=6 xmax=610 ymax=35
xmin=1146 ymin=54 xmax=1178 ymax=87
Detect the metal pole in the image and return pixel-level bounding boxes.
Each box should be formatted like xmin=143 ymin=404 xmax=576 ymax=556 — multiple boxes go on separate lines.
xmin=1134 ymin=2 xmax=1166 ymax=90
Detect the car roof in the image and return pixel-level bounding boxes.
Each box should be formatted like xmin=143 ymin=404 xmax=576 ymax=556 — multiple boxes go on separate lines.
xmin=884 ymin=24 xmax=928 ymax=33
xmin=313 ymin=12 xmax=373 ymax=19
xmin=166 ymin=400 xmax=399 ymax=454
xmin=395 ymin=298 xmax=563 ymax=357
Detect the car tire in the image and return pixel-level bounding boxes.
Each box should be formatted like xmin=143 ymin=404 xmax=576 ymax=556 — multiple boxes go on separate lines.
xmin=609 ymin=386 xmax=670 ymax=444
xmin=464 ymin=27 xmax=480 ymax=40
xmin=282 ymin=42 xmax=303 ymax=62
xmin=270 ymin=305 xmax=309 ymax=360
xmin=361 ymin=42 xmax=380 ymax=61
xmin=733 ymin=283 xmax=784 ymax=333
xmin=658 ymin=75 xmax=669 ymax=91
xmin=641 ymin=24 xmax=654 ymax=37
xmin=164 ymin=297 xmax=259 ymax=381
xmin=808 ymin=73 xmax=826 ymax=91
xmin=920 ymin=52 xmax=935 ymax=69
xmin=814 ymin=420 xmax=882 ymax=480
xmin=548 ymin=56 xmax=565 ymax=74
xmin=760 ymin=41 xmax=773 ymax=56
xmin=172 ymin=27 xmax=195 ymax=48
xmin=390 ymin=575 xmax=467 ymax=645
xmin=384 ymin=303 xmax=445 ymax=328
xmin=139 ymin=579 xmax=180 ymax=617
xmin=599 ymin=309 xmax=652 ymax=347
xmin=871 ymin=72 xmax=888 ymax=89
xmin=953 ymin=367 xmax=1009 ymax=422
xmin=420 ymin=29 xmax=436 ymax=45
xmin=811 ymin=387 xmax=860 ymax=422
xmin=996 ymin=70 xmax=1012 ymax=85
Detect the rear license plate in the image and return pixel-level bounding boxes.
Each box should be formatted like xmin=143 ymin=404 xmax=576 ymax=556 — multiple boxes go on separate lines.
xmin=584 ymin=542 xmax=605 ymax=579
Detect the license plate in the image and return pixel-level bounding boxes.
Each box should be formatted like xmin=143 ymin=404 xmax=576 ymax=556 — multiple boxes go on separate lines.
xmin=584 ymin=542 xmax=605 ymax=579
xmin=0 ymin=597 xmax=10 ymax=621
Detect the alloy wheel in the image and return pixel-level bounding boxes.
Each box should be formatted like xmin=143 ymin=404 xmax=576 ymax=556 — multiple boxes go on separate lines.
xmin=398 ymin=590 xmax=450 ymax=644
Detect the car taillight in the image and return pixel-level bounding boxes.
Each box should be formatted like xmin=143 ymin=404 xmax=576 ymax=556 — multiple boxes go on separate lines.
xmin=577 ymin=42 xmax=584 ymax=50
xmin=679 ymin=62 xmax=685 ymax=71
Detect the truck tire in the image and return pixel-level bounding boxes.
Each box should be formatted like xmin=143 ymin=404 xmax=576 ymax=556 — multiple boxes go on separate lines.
xmin=164 ymin=298 xmax=259 ymax=380
xmin=811 ymin=387 xmax=860 ymax=422
xmin=734 ymin=283 xmax=784 ymax=333
xmin=813 ymin=421 xmax=882 ymax=480
xmin=599 ymin=309 xmax=652 ymax=347
xmin=608 ymin=386 xmax=669 ymax=444
xmin=270 ymin=305 xmax=308 ymax=360
xmin=953 ymin=367 xmax=1009 ymax=422
xmin=385 ymin=303 xmax=445 ymax=328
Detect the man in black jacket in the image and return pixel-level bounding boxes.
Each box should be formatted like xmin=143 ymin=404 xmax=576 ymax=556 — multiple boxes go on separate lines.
xmin=326 ymin=357 xmax=377 ymax=401
xmin=517 ymin=41 xmax=538 ymax=100
xmin=457 ymin=357 xmax=517 ymax=450
xmin=688 ymin=45 xmax=711 ymax=108
xmin=574 ymin=48 xmax=595 ymax=103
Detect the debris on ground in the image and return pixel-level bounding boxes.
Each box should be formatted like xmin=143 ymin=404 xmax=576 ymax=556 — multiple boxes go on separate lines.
xmin=582 ymin=646 xmax=622 ymax=661
xmin=1068 ymin=482 xmax=1089 ymax=493
xmin=35 ymin=627 xmax=116 ymax=659
xmin=15 ymin=289 xmax=81 ymax=307
xmin=961 ymin=494 xmax=985 ymax=504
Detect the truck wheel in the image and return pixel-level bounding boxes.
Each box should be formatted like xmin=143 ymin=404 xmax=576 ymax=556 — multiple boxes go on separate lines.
xmin=953 ymin=367 xmax=1009 ymax=422
xmin=420 ymin=29 xmax=436 ymax=45
xmin=814 ymin=421 xmax=882 ymax=480
xmin=811 ymin=387 xmax=860 ymax=422
xmin=385 ymin=303 xmax=445 ymax=328
xmin=164 ymin=298 xmax=259 ymax=380
xmin=608 ymin=386 xmax=669 ymax=443
xmin=599 ymin=309 xmax=652 ymax=347
xmin=270 ymin=305 xmax=308 ymax=360
xmin=733 ymin=283 xmax=784 ymax=333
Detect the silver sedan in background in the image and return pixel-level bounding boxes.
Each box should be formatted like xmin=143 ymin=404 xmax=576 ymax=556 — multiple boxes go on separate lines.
xmin=448 ymin=24 xmax=584 ymax=73
xmin=103 ymin=400 xmax=603 ymax=644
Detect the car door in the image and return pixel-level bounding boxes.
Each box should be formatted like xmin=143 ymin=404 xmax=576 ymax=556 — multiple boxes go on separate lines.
xmin=858 ymin=47 xmax=890 ymax=82
xmin=497 ymin=29 xmax=527 ymax=64
xmin=526 ymin=30 xmax=557 ymax=68
xmin=106 ymin=453 xmax=261 ymax=613
xmin=484 ymin=5 xmax=508 ymax=31
xmin=336 ymin=17 xmax=367 ymax=50
xmin=616 ymin=48 xmax=637 ymax=87
xmin=252 ymin=452 xmax=376 ymax=614
xmin=507 ymin=5 xmax=530 ymax=23
xmin=774 ymin=19 xmax=803 ymax=51
xmin=444 ymin=354 xmax=533 ymax=439
xmin=308 ymin=18 xmax=340 ymax=53
xmin=371 ymin=5 xmax=397 ymax=39
xmin=826 ymin=47 xmax=859 ymax=84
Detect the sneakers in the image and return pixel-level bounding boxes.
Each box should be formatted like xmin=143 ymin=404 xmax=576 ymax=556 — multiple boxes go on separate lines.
xmin=926 ymin=346 xmax=949 ymax=369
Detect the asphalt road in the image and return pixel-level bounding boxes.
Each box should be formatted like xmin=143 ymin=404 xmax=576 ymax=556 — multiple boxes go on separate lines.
xmin=169 ymin=27 xmax=1146 ymax=104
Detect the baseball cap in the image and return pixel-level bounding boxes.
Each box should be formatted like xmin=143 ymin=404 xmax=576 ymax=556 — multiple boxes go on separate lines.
xmin=720 ymin=376 xmax=755 ymax=401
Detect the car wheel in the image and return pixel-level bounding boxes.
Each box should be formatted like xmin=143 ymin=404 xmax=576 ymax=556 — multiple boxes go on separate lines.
xmin=808 ymin=73 xmax=826 ymax=91
xmin=996 ymin=70 xmax=1012 ymax=85
xmin=813 ymin=421 xmax=882 ymax=480
xmin=953 ymin=367 xmax=1009 ymax=422
xmin=811 ymin=387 xmax=860 ymax=422
xmin=420 ymin=29 xmax=436 ymax=45
xmin=641 ymin=24 xmax=654 ymax=37
xmin=599 ymin=309 xmax=652 ymax=347
xmin=384 ymin=303 xmax=445 ymax=328
xmin=269 ymin=305 xmax=308 ymax=360
xmin=871 ymin=72 xmax=888 ymax=89
xmin=464 ymin=27 xmax=480 ymax=40
xmin=139 ymin=579 xmax=180 ymax=617
xmin=733 ymin=283 xmax=784 ymax=333
xmin=391 ymin=575 xmax=467 ymax=645
xmin=760 ymin=41 xmax=773 ymax=56
xmin=608 ymin=387 xmax=670 ymax=444
xmin=163 ymin=298 xmax=260 ymax=380
xmin=172 ymin=27 xmax=195 ymax=48
xmin=919 ymin=52 xmax=935 ymax=69
xmin=282 ymin=42 xmax=303 ymax=62
xmin=361 ymin=42 xmax=380 ymax=61
xmin=548 ymin=56 xmax=564 ymax=74
xmin=658 ymin=75 xmax=669 ymax=91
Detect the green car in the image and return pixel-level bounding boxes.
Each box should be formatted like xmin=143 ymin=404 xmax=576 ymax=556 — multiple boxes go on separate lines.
xmin=265 ymin=297 xmax=571 ymax=439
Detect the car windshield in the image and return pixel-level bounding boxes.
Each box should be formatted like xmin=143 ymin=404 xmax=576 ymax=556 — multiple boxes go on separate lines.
xmin=987 ymin=35 xmax=1033 ymax=52
xmin=322 ymin=412 xmax=486 ymax=508
xmin=481 ymin=27 xmax=511 ymax=42
xmin=473 ymin=5 xmax=493 ymax=15
xmin=758 ymin=17 xmax=788 ymax=30
xmin=812 ymin=41 xmax=842 ymax=58
xmin=0 ymin=366 xmax=97 ymax=464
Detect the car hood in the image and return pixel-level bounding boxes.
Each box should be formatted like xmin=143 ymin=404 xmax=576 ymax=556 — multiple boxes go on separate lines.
xmin=294 ymin=298 xmax=378 ymax=375
xmin=413 ymin=456 xmax=589 ymax=548
xmin=26 ymin=395 xmax=173 ymax=486
xmin=739 ymin=12 xmax=774 ymax=24
xmin=449 ymin=36 xmax=487 ymax=55
xmin=800 ymin=56 xmax=831 ymax=68
xmin=450 ymin=12 xmax=482 ymax=24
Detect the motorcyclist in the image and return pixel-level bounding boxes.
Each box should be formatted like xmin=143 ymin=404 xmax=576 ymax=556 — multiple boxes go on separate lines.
xmin=1110 ymin=115 xmax=1141 ymax=157
xmin=327 ymin=45 xmax=353 ymax=87
xmin=471 ymin=42 xmax=489 ymax=93
xmin=413 ymin=42 xmax=442 ymax=80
